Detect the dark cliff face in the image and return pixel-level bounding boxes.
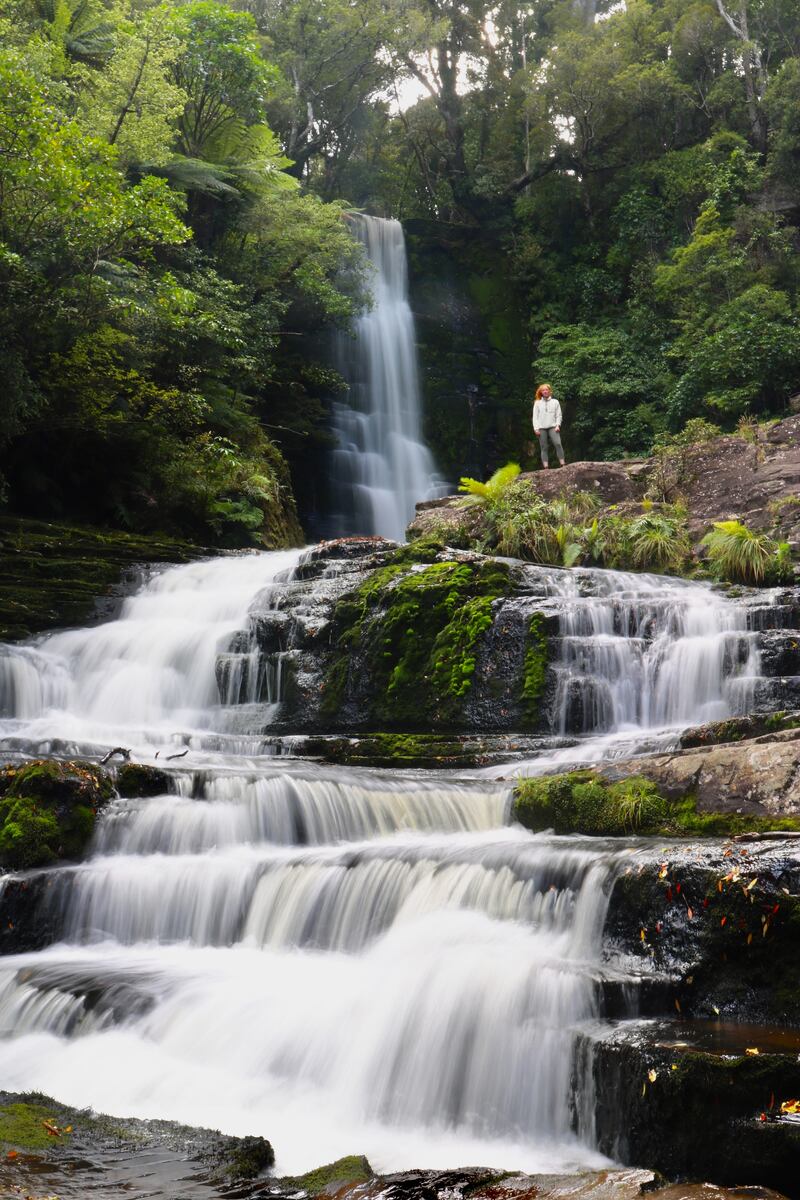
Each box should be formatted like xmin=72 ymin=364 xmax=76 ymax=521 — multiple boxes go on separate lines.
xmin=404 ymin=220 xmax=532 ymax=484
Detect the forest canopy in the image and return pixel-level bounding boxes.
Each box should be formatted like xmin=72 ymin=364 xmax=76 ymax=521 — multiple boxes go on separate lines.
xmin=1 ymin=0 xmax=799 ymax=542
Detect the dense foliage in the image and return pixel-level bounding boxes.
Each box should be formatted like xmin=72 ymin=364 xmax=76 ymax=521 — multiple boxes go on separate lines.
xmin=2 ymin=0 xmax=800 ymax=540
xmin=268 ymin=0 xmax=800 ymax=464
xmin=0 ymin=0 xmax=366 ymax=543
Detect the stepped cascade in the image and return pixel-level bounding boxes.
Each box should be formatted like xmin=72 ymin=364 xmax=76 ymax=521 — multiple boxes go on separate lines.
xmin=329 ymin=214 xmax=444 ymax=541
xmin=0 ymin=547 xmax=792 ymax=1176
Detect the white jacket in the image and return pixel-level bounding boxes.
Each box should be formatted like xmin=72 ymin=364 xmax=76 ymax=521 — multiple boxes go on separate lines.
xmin=532 ymin=396 xmax=562 ymax=430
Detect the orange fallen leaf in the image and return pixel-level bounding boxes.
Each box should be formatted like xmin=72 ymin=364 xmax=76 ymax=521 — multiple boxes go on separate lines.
xmin=6 ymin=1149 xmax=18 ymax=1160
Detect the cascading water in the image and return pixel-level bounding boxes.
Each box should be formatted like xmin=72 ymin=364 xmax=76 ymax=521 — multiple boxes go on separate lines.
xmin=535 ymin=566 xmax=760 ymax=736
xmin=0 ymin=549 xmax=781 ymax=1175
xmin=329 ymin=214 xmax=444 ymax=541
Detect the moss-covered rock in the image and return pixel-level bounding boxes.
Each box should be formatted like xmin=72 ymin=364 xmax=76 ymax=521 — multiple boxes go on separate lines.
xmin=0 ymin=1090 xmax=273 ymax=1190
xmin=278 ymin=1154 xmax=372 ymax=1195
xmin=0 ymin=759 xmax=113 ymax=868
xmin=0 ymin=516 xmax=204 ymax=641
xmin=321 ymin=544 xmax=513 ymax=729
xmin=0 ymin=1099 xmax=73 ymax=1150
xmin=514 ymin=764 xmax=800 ymax=838
xmin=114 ymin=763 xmax=171 ymax=799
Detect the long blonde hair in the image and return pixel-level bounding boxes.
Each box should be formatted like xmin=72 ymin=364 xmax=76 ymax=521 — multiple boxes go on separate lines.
xmin=535 ymin=384 xmax=552 ymax=400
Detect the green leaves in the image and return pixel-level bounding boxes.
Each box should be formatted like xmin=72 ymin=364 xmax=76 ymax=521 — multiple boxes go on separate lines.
xmin=700 ymin=521 xmax=794 ymax=586
xmin=458 ymin=462 xmax=521 ymax=504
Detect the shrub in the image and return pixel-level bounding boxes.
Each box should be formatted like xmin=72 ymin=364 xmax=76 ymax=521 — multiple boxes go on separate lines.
xmin=701 ymin=520 xmax=793 ymax=585
xmin=628 ymin=512 xmax=691 ymax=573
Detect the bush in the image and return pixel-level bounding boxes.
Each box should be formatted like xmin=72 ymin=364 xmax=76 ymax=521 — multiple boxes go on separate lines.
xmin=701 ymin=520 xmax=794 ymax=585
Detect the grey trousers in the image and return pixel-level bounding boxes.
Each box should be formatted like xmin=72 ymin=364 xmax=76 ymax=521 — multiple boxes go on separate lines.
xmin=537 ymin=427 xmax=564 ymax=466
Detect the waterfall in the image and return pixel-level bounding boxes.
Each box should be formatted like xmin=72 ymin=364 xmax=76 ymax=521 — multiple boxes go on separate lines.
xmin=330 ymin=214 xmax=444 ymax=541
xmin=0 ymin=550 xmax=782 ymax=1176
xmin=515 ymin=565 xmax=761 ymax=737
xmin=0 ymin=549 xmax=303 ymax=756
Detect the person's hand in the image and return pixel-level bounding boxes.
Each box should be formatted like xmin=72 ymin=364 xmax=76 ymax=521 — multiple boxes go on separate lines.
xmin=533 ymin=429 xmax=539 ymax=436
xmin=555 ymin=426 xmax=560 ymax=433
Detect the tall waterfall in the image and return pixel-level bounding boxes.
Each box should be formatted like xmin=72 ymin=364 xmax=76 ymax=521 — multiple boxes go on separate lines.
xmin=330 ymin=214 xmax=443 ymax=541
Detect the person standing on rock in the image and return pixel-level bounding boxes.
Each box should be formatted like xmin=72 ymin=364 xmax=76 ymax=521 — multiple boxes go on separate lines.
xmin=532 ymin=384 xmax=566 ymax=470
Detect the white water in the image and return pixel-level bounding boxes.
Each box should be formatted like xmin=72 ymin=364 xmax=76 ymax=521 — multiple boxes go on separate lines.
xmin=330 ymin=214 xmax=444 ymax=541
xmin=0 ymin=550 xmax=303 ymax=757
xmin=0 ymin=550 xmax=772 ymax=1175
xmin=544 ymin=568 xmax=758 ymax=733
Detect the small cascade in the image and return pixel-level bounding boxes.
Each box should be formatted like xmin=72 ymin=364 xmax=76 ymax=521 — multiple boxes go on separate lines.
xmin=0 ymin=550 xmax=303 ymax=754
xmin=0 ymin=811 xmax=620 ymax=1172
xmin=519 ymin=566 xmax=761 ymax=736
xmin=330 ymin=214 xmax=445 ymax=541
xmin=0 ymin=547 xmax=794 ymax=1175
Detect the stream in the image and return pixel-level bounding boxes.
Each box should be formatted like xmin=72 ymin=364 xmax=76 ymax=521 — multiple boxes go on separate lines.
xmin=0 ymin=547 xmax=787 ymax=1179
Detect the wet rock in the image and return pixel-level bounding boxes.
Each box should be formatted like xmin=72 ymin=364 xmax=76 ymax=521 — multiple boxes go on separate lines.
xmin=599 ymin=728 xmax=800 ymax=817
xmin=591 ymin=1030 xmax=800 ymax=1194
xmin=114 ymin=763 xmax=170 ymax=798
xmin=603 ymin=842 xmax=800 ymax=1026
xmin=0 ymin=759 xmax=113 ymax=869
xmin=678 ymin=711 xmax=800 ymax=749
xmin=0 ymin=1090 xmax=273 ymax=1195
xmin=0 ymin=873 xmax=64 ymax=953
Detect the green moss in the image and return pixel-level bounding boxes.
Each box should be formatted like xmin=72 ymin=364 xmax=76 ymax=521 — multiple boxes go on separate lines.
xmin=0 ymin=759 xmax=112 ymax=869
xmin=514 ymin=770 xmax=800 ymax=837
xmin=0 ymin=1102 xmax=72 ymax=1150
xmin=222 ymin=1135 xmax=274 ymax=1180
xmin=0 ymin=515 xmax=203 ymax=641
xmin=281 ymin=1154 xmax=372 ymax=1195
xmin=115 ymin=763 xmax=170 ymax=799
xmin=521 ymin=612 xmax=548 ymax=724
xmin=322 ymin=550 xmax=512 ymax=728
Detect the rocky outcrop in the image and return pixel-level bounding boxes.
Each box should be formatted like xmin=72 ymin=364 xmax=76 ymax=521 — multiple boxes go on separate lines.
xmin=599 ymin=726 xmax=800 ymax=817
xmin=408 ymin=415 xmax=800 ymax=546
xmin=591 ymin=1033 xmax=800 ymax=1194
xmin=256 ymin=538 xmax=553 ymax=734
xmin=0 ymin=1090 xmax=273 ymax=1192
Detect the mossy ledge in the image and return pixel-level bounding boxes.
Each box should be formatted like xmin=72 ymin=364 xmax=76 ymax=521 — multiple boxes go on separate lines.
xmin=513 ymin=770 xmax=800 ymax=838
xmin=0 ymin=1091 xmax=273 ymax=1186
xmin=0 ymin=515 xmax=205 ymax=641
xmin=0 ymin=759 xmax=113 ymax=869
xmin=320 ymin=539 xmax=515 ymax=729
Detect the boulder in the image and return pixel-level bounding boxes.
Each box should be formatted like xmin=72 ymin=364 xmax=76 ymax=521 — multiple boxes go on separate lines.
xmin=600 ymin=727 xmax=800 ymax=817
xmin=0 ymin=759 xmax=113 ymax=869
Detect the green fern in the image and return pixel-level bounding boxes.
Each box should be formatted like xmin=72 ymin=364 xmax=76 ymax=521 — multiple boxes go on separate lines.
xmin=459 ymin=462 xmax=521 ymax=506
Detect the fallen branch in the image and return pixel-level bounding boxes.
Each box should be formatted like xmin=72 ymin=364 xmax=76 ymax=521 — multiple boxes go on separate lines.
xmin=166 ymin=748 xmax=189 ymax=760
xmin=100 ymin=747 xmax=131 ymax=764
